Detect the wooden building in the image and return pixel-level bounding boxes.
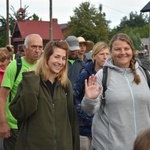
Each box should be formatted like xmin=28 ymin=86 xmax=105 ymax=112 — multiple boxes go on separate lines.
xmin=12 ymin=18 xmax=64 ymax=52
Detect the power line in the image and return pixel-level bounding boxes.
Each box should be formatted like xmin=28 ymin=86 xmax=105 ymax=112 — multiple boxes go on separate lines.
xmin=101 ymin=4 xmax=129 ymax=15
xmin=92 ymin=1 xmax=129 ymax=15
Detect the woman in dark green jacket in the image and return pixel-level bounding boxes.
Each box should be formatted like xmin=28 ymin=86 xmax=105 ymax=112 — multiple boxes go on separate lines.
xmin=9 ymin=40 xmax=80 ymax=150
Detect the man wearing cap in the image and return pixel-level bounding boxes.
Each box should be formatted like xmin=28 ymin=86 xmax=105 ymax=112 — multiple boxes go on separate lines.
xmin=66 ymin=35 xmax=84 ymax=87
xmin=77 ymin=37 xmax=94 ymax=62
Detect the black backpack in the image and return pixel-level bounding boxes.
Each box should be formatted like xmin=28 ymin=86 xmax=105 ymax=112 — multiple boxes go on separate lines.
xmin=9 ymin=58 xmax=22 ymax=102
xmin=100 ymin=66 xmax=150 ymax=111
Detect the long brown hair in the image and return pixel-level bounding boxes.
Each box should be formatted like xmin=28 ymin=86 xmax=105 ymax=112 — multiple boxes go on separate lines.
xmin=35 ymin=40 xmax=69 ymax=87
xmin=109 ymin=33 xmax=140 ymax=84
xmin=134 ymin=128 xmax=150 ymax=150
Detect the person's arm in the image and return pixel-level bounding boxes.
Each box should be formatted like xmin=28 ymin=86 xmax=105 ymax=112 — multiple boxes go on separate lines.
xmin=9 ymin=71 xmax=40 ymax=122
xmin=0 ymin=87 xmax=10 ymax=138
xmin=73 ymin=70 xmax=87 ymax=111
xmin=81 ymin=95 xmax=100 ymax=114
xmin=81 ymin=75 xmax=102 ymax=114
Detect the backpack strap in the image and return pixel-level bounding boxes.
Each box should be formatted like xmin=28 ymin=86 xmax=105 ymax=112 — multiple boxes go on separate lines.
xmin=102 ymin=66 xmax=108 ymax=95
xmin=14 ymin=58 xmax=22 ymax=81
xmin=9 ymin=58 xmax=22 ymax=102
xmin=140 ymin=65 xmax=150 ymax=88
xmin=100 ymin=66 xmax=108 ymax=111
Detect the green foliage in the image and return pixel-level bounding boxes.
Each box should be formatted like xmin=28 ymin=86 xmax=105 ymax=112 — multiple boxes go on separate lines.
xmin=110 ymin=11 xmax=148 ymax=38
xmin=132 ymin=24 xmax=149 ymax=38
xmin=32 ymin=14 xmax=40 ymax=20
xmin=119 ymin=12 xmax=148 ymax=29
xmin=109 ymin=11 xmax=148 ymax=50
xmin=0 ymin=2 xmax=149 ymax=48
xmin=0 ymin=15 xmax=8 ymax=47
xmin=128 ymin=31 xmax=141 ymax=50
xmin=68 ymin=2 xmax=110 ymax=43
xmin=0 ymin=5 xmax=41 ymax=47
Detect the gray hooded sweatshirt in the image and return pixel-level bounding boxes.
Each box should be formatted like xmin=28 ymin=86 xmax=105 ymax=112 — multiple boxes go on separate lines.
xmin=81 ymin=57 xmax=150 ymax=150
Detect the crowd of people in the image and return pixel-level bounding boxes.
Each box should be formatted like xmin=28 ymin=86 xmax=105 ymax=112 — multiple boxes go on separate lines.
xmin=0 ymin=33 xmax=150 ymax=150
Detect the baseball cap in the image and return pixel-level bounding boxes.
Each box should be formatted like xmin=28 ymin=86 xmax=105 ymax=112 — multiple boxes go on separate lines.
xmin=66 ymin=36 xmax=80 ymax=51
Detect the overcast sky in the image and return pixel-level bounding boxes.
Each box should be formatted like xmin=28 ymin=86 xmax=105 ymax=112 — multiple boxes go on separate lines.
xmin=0 ymin=0 xmax=149 ymax=28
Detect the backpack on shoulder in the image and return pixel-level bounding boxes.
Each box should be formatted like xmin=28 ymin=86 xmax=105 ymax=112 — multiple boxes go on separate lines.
xmin=100 ymin=65 xmax=150 ymax=111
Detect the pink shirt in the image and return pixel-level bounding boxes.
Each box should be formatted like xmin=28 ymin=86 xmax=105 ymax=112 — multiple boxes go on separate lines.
xmin=0 ymin=68 xmax=5 ymax=86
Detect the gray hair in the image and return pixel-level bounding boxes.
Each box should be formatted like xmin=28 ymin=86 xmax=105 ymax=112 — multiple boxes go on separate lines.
xmin=24 ymin=34 xmax=42 ymax=48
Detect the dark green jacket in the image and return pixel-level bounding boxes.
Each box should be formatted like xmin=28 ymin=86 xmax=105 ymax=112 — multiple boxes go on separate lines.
xmin=9 ymin=71 xmax=80 ymax=150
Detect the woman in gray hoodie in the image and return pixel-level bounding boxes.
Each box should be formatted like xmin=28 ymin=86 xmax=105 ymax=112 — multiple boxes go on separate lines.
xmin=81 ymin=33 xmax=150 ymax=150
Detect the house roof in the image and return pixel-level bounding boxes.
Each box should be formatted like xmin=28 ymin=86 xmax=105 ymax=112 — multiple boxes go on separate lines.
xmin=13 ymin=19 xmax=64 ymax=41
xmin=141 ymin=1 xmax=150 ymax=12
xmin=59 ymin=23 xmax=69 ymax=30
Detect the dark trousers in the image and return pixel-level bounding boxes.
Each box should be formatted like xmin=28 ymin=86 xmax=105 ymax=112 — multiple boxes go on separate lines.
xmin=0 ymin=138 xmax=4 ymax=150
xmin=3 ymin=129 xmax=18 ymax=150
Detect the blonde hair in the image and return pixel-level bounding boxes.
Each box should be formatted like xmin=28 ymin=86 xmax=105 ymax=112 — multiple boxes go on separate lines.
xmin=35 ymin=40 xmax=69 ymax=87
xmin=109 ymin=33 xmax=140 ymax=84
xmin=91 ymin=41 xmax=109 ymax=62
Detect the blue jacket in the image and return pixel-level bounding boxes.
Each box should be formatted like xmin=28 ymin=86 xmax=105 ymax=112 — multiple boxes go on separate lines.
xmin=73 ymin=59 xmax=96 ymax=137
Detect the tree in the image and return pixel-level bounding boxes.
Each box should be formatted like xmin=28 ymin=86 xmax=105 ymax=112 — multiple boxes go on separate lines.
xmin=110 ymin=11 xmax=149 ymax=39
xmin=129 ymin=30 xmax=143 ymax=50
xmin=68 ymin=2 xmax=110 ymax=43
xmin=0 ymin=5 xmax=41 ymax=47
xmin=0 ymin=16 xmax=7 ymax=46
xmin=32 ymin=13 xmax=41 ymax=20
xmin=119 ymin=12 xmax=148 ymax=29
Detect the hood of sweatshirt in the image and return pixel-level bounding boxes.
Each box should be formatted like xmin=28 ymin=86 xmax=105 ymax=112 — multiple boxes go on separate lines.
xmin=104 ymin=56 xmax=139 ymax=73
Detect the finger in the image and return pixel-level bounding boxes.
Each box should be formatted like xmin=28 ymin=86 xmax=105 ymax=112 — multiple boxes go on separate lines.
xmin=88 ymin=76 xmax=92 ymax=86
xmin=90 ymin=74 xmax=95 ymax=84
xmin=85 ymin=79 xmax=88 ymax=89
xmin=90 ymin=75 xmax=97 ymax=85
xmin=93 ymin=76 xmax=97 ymax=85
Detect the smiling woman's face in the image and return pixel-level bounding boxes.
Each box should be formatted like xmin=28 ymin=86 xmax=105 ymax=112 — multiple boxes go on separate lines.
xmin=47 ymin=47 xmax=67 ymax=75
xmin=111 ymin=40 xmax=133 ymax=68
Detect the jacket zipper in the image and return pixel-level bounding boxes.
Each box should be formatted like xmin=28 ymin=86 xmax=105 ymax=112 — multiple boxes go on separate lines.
xmin=52 ymin=98 xmax=57 ymax=150
xmin=123 ymin=69 xmax=137 ymax=138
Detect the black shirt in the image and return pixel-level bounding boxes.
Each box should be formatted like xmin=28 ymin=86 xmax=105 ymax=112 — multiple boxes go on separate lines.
xmin=45 ymin=80 xmax=56 ymax=98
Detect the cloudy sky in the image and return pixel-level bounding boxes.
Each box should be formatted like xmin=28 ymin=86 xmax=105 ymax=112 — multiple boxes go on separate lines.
xmin=0 ymin=0 xmax=149 ymax=28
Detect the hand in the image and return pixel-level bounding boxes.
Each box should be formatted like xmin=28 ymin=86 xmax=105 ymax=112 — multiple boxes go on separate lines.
xmin=27 ymin=69 xmax=34 ymax=72
xmin=85 ymin=74 xmax=102 ymax=99
xmin=0 ymin=122 xmax=10 ymax=138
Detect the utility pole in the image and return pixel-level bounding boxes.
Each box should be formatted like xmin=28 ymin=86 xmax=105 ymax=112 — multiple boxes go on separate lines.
xmin=49 ymin=0 xmax=53 ymax=41
xmin=6 ymin=0 xmax=9 ymax=45
xmin=20 ymin=0 xmax=22 ymax=8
